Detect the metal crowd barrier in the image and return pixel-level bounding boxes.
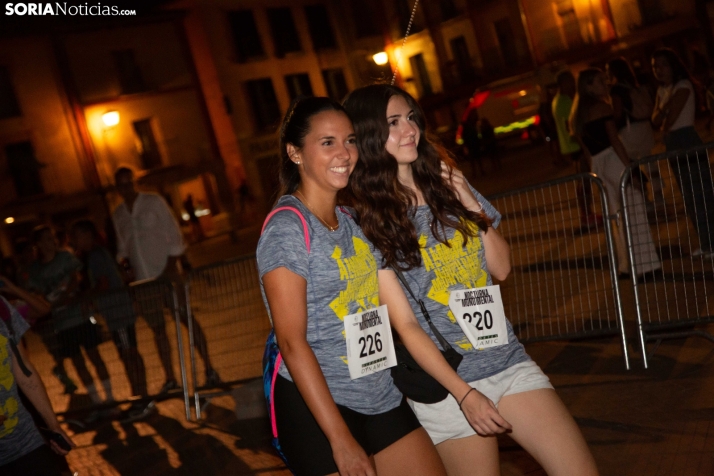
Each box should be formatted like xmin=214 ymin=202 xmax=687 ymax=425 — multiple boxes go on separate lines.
xmin=488 ymin=173 xmax=630 ymax=369
xmin=184 ymin=256 xmax=270 ymax=421
xmin=620 ymin=143 xmax=714 ymax=368
xmin=29 ymin=278 xmax=190 ymax=419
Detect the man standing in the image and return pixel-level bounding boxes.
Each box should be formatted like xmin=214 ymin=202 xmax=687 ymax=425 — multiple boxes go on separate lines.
xmin=111 ymin=167 xmax=219 ymax=393
xmin=552 ymin=70 xmax=601 ymax=229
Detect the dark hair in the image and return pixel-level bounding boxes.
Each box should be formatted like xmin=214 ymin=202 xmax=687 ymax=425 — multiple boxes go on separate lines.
xmin=652 ymin=48 xmax=692 ymax=84
xmin=569 ymin=68 xmax=604 ymax=136
xmin=607 ymin=57 xmax=637 ymax=87
xmin=556 ymin=70 xmax=575 ymax=88
xmin=114 ymin=166 xmax=134 ymax=183
xmin=277 ymin=96 xmax=348 ymax=198
xmin=71 ymin=219 xmax=99 ymax=238
xmin=343 ymin=84 xmax=489 ymax=271
xmin=31 ymin=224 xmax=53 ymax=244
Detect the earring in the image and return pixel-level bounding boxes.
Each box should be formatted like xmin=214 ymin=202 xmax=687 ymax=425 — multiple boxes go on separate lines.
xmin=295 ymin=160 xmax=301 ymax=165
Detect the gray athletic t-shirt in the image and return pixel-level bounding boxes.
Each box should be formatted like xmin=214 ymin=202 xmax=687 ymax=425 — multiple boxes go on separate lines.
xmin=0 ymin=297 xmax=46 ymax=465
xmin=393 ymin=186 xmax=530 ymax=384
xmin=257 ymin=195 xmax=403 ymax=415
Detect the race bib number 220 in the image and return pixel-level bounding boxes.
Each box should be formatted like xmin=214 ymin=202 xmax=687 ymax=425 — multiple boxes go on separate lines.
xmin=449 ymin=285 xmax=508 ymax=350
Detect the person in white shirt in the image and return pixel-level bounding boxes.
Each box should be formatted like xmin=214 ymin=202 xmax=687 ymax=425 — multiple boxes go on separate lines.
xmin=112 ymin=167 xmax=220 ymax=393
xmin=652 ymin=48 xmax=714 ymax=259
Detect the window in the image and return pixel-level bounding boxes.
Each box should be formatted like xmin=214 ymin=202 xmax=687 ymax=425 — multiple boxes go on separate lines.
xmin=450 ymin=36 xmax=476 ymax=83
xmin=350 ymin=0 xmax=380 ymax=38
xmin=305 ymin=5 xmax=337 ymax=50
xmin=409 ymin=53 xmax=432 ymax=96
xmin=440 ymin=0 xmax=458 ymax=21
xmin=285 ymin=73 xmax=313 ymax=100
xmin=228 ymin=10 xmax=265 ymax=62
xmin=396 ymin=0 xmax=423 ymax=35
xmin=0 ymin=66 xmax=21 ymax=119
xmin=267 ymin=8 xmax=302 ymax=57
xmin=245 ymin=78 xmax=281 ymax=131
xmin=132 ymin=119 xmax=162 ymax=169
xmin=5 ymin=141 xmax=44 ymax=197
xmin=322 ymin=69 xmax=348 ymax=102
xmin=494 ymin=19 xmax=521 ymax=68
xmin=112 ymin=49 xmax=148 ymax=95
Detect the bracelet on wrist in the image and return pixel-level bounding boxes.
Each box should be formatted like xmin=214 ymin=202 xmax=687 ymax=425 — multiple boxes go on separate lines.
xmin=458 ymin=388 xmax=476 ymax=408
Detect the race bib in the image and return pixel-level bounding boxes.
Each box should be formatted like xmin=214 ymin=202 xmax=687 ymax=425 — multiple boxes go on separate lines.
xmin=344 ymin=305 xmax=397 ymax=379
xmin=449 ymin=285 xmax=508 ymax=350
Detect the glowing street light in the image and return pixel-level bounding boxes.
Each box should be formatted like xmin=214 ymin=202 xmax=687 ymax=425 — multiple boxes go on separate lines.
xmin=373 ymin=52 xmax=389 ymax=65
xmin=102 ymin=110 xmax=120 ymax=127
xmin=4 ymin=217 xmax=14 ymax=224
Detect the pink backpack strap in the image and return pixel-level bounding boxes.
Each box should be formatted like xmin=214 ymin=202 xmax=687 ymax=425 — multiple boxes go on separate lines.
xmin=261 ymin=205 xmax=310 ymax=439
xmin=262 ymin=206 xmax=310 ymax=253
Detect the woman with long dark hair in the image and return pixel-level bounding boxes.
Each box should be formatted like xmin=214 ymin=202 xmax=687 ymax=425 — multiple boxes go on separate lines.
xmin=570 ymin=68 xmax=661 ymax=279
xmin=344 ymin=84 xmax=598 ymax=475
xmin=257 ymin=96 xmax=445 ymax=476
xmin=651 ymin=47 xmax=714 ymax=258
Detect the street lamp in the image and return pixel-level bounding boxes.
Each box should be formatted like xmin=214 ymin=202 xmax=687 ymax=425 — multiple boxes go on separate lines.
xmin=102 ymin=110 xmax=120 ymax=127
xmin=373 ymin=52 xmax=389 ymax=65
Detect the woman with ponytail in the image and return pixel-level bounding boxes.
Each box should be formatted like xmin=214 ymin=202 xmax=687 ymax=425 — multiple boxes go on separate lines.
xmin=257 ymin=96 xmax=444 ymax=476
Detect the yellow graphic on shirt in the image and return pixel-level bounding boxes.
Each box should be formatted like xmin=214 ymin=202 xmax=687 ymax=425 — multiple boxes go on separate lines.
xmin=420 ymin=222 xmax=487 ymax=351
xmin=0 ymin=333 xmax=20 ymax=437
xmin=329 ymin=237 xmax=379 ymax=364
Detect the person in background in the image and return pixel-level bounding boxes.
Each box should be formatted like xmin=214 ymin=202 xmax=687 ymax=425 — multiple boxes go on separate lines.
xmin=0 ymin=294 xmax=75 ymax=476
xmin=539 ymin=83 xmax=568 ymax=167
xmin=460 ymin=108 xmax=485 ymax=176
xmin=479 ymin=118 xmax=501 ymax=170
xmin=112 ymin=167 xmax=220 ymax=392
xmin=570 ymin=68 xmax=661 ymax=280
xmin=71 ymin=219 xmax=153 ymax=422
xmin=553 ymin=70 xmax=602 ymax=230
xmin=652 ymin=47 xmax=714 ymax=259
xmin=607 ymin=57 xmax=664 ymax=211
xmin=28 ymin=225 xmax=115 ymax=409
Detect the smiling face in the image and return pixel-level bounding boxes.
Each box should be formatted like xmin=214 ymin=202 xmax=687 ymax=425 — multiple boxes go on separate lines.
xmin=385 ymin=95 xmax=420 ymax=166
xmin=289 ymin=110 xmax=358 ymax=194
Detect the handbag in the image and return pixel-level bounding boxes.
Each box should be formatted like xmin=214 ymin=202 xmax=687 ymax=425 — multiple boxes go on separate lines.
xmin=390 ymin=270 xmax=463 ymax=404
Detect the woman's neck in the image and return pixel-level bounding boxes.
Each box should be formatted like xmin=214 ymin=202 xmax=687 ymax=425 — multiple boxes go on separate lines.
xmin=397 ymin=164 xmax=426 ymax=206
xmin=294 ymin=186 xmax=338 ymax=223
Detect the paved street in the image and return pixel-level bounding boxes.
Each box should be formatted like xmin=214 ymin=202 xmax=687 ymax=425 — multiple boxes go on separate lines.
xmin=28 ymin=128 xmax=714 ymax=475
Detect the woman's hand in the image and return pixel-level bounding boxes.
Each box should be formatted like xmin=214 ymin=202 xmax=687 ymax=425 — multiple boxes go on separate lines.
xmin=331 ymin=433 xmax=376 ymax=476
xmin=441 ymin=162 xmax=481 ymax=211
xmin=458 ymin=388 xmax=512 ymax=436
xmin=46 ymin=425 xmax=75 ymax=456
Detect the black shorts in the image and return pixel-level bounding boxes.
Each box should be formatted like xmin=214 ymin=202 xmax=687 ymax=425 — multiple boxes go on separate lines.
xmin=56 ymin=321 xmax=102 ymax=359
xmin=0 ymin=444 xmax=66 ymax=476
xmin=112 ymin=325 xmax=138 ymax=351
xmin=274 ymin=375 xmax=421 ymax=476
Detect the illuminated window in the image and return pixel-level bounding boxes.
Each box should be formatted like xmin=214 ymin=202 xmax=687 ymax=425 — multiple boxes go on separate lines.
xmin=228 ymin=10 xmax=265 ymax=62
